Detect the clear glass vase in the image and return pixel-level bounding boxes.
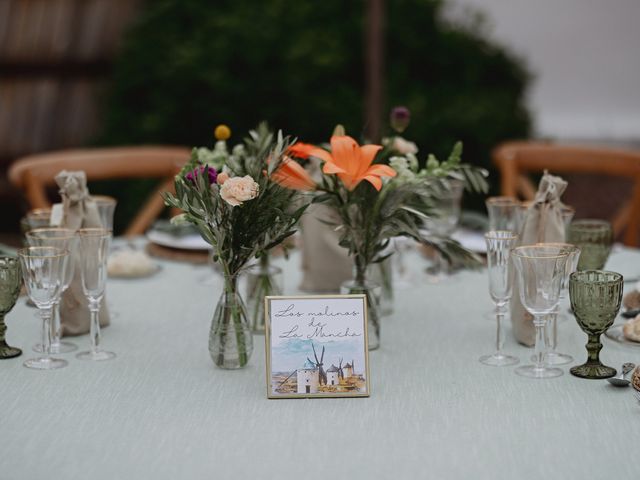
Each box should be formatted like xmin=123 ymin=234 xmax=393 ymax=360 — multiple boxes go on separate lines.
xmin=245 ymin=257 xmax=283 ymax=334
xmin=209 ymin=273 xmax=253 ymax=369
xmin=340 ymin=279 xmax=381 ymax=351
xmin=367 ymin=257 xmax=394 ymax=316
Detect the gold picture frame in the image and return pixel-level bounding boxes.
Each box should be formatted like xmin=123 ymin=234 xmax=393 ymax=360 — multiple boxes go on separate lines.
xmin=264 ymin=294 xmax=371 ymax=399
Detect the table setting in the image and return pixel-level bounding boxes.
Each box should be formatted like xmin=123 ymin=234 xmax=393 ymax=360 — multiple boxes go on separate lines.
xmin=1 ymin=117 xmax=639 ymax=480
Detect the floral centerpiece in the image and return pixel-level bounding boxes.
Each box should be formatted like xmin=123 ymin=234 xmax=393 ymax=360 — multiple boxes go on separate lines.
xmin=163 ymin=124 xmax=310 ymax=368
xmin=275 ymin=121 xmax=488 ymax=349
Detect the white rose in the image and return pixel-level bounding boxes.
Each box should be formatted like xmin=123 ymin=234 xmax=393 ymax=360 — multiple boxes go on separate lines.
xmin=392 ymin=136 xmax=418 ymax=155
xmin=219 ymin=175 xmax=260 ymax=207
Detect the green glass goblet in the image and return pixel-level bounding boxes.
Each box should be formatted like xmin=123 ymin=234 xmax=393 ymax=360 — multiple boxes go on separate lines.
xmin=0 ymin=256 xmax=22 ymax=359
xmin=568 ymin=220 xmax=613 ymax=270
xmin=569 ymin=270 xmax=623 ymax=379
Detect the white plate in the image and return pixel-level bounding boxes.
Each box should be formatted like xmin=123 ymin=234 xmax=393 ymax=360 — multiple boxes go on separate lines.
xmin=451 ymin=228 xmax=487 ymax=253
xmin=146 ymin=229 xmax=211 ymax=251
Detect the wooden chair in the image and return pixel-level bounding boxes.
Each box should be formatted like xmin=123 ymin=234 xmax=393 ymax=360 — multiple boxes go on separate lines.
xmin=493 ymin=141 xmax=640 ymax=246
xmin=8 ymin=146 xmax=191 ymax=236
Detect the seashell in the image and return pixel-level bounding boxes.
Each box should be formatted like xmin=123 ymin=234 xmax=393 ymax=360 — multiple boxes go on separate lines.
xmin=623 ymin=315 xmax=640 ymax=343
xmin=623 ymin=290 xmax=640 ymax=310
xmin=632 ymin=366 xmax=640 ymax=391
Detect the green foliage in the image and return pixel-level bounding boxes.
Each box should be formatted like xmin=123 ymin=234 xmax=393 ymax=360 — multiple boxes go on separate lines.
xmin=309 ymin=140 xmax=487 ymax=279
xmin=163 ymin=125 xmax=308 ymax=276
xmin=98 ymin=0 xmax=530 ymax=181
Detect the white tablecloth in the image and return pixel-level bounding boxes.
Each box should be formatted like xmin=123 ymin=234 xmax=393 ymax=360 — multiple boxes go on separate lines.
xmin=1 ymin=242 xmax=638 ymax=480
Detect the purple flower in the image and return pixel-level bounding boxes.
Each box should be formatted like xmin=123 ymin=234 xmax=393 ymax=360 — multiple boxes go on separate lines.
xmin=185 ymin=165 xmax=217 ymax=185
xmin=390 ymin=106 xmax=411 ymax=133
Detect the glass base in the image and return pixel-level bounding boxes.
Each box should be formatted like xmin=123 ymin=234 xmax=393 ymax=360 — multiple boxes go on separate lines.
xmin=23 ymin=357 xmax=68 ymax=370
xmin=0 ymin=345 xmax=22 ymax=359
xmin=33 ymin=341 xmax=77 ymax=354
xmin=479 ymin=353 xmax=519 ymax=366
xmin=515 ymin=364 xmax=563 ymax=378
xmin=531 ymin=351 xmax=573 ymax=365
xmin=76 ymin=350 xmax=116 ymax=361
xmin=570 ymin=363 xmax=616 ymax=379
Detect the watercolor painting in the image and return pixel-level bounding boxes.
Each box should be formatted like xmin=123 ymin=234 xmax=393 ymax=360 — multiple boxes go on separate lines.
xmin=266 ymin=296 xmax=370 ymax=398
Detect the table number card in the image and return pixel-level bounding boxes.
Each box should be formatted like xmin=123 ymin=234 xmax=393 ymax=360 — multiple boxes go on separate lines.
xmin=265 ymin=295 xmax=370 ymax=399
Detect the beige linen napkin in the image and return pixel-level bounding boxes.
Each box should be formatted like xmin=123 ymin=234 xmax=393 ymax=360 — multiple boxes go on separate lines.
xmin=511 ymin=172 xmax=568 ymax=346
xmin=299 ymin=203 xmax=353 ymax=293
xmin=56 ymin=171 xmax=110 ymax=336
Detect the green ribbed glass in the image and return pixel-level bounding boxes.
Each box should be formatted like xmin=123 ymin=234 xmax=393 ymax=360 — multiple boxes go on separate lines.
xmin=569 ymin=270 xmax=622 ymax=379
xmin=568 ymin=220 xmax=613 ymax=270
xmin=0 ymin=256 xmax=22 ymax=359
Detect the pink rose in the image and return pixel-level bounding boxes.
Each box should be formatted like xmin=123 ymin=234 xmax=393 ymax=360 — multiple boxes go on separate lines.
xmin=217 ymin=172 xmax=229 ymax=185
xmin=219 ymin=175 xmax=259 ymax=206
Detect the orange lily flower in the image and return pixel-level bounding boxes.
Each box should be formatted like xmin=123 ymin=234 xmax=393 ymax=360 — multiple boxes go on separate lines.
xmin=291 ymin=136 xmax=396 ymax=191
xmin=271 ymin=157 xmax=316 ymax=191
xmin=287 ymin=142 xmax=319 ymax=159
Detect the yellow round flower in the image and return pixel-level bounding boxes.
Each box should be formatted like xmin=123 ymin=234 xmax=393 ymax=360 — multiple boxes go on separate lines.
xmin=214 ymin=124 xmax=231 ymax=141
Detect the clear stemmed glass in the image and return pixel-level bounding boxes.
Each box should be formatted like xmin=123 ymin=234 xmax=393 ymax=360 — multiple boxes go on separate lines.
xmin=424 ymin=179 xmax=464 ymax=280
xmin=568 ymin=219 xmax=613 ymax=270
xmin=76 ymin=228 xmax=116 ymax=361
xmin=486 ymin=197 xmax=520 ymax=232
xmin=26 ymin=228 xmax=78 ymax=354
xmin=17 ymin=246 xmax=69 ymax=370
xmin=91 ymin=196 xmax=117 ymax=231
xmin=531 ymin=243 xmax=581 ymax=366
xmin=511 ymin=245 xmax=570 ymax=378
xmin=569 ymin=270 xmax=623 ymax=379
xmin=479 ymin=231 xmax=520 ymax=366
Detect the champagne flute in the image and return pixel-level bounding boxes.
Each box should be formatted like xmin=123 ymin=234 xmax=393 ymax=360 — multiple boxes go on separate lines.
xmin=91 ymin=196 xmax=117 ymax=231
xmin=511 ymin=245 xmax=570 ymax=378
xmin=0 ymin=256 xmax=22 ymax=359
xmin=76 ymin=228 xmax=115 ymax=361
xmin=26 ymin=228 xmax=78 ymax=353
xmin=568 ymin=219 xmax=613 ymax=270
xmin=479 ymin=231 xmax=519 ymax=366
xmin=486 ymin=197 xmax=520 ymax=232
xmin=18 ymin=246 xmax=69 ymax=370
xmin=569 ymin=270 xmax=622 ymax=379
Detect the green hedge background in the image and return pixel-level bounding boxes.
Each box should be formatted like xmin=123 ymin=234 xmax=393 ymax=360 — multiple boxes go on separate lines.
xmin=97 ymin=0 xmax=531 ymax=232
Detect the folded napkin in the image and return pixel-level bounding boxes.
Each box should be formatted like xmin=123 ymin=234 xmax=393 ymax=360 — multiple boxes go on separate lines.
xmin=511 ymin=172 xmax=568 ymax=346
xmin=299 ymin=203 xmax=353 ymax=293
xmin=56 ymin=171 xmax=110 ymax=336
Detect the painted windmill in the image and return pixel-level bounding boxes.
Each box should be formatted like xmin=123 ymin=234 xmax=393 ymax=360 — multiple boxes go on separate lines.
xmin=337 ymin=358 xmax=345 ymax=379
xmin=307 ymin=343 xmax=327 ymax=385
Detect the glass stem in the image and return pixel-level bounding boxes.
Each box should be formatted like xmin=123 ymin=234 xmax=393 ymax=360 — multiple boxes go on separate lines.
xmin=51 ymin=301 xmax=62 ymax=348
xmin=88 ymin=299 xmax=101 ymax=356
xmin=586 ymin=334 xmax=603 ymax=366
xmin=495 ymin=303 xmax=507 ymax=354
xmin=0 ymin=313 xmax=7 ymax=345
xmin=533 ymin=315 xmax=547 ymax=369
xmin=40 ymin=307 xmax=53 ymax=360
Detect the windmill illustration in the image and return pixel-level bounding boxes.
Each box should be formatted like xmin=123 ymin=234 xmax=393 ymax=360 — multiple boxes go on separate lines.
xmin=307 ymin=343 xmax=327 ymax=385
xmin=337 ymin=358 xmax=345 ymax=379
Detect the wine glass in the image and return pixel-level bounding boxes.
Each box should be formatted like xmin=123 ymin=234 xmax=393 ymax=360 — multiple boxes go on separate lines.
xmin=530 ymin=243 xmax=580 ymax=366
xmin=568 ymin=219 xmax=613 ymax=270
xmin=26 ymin=228 xmax=78 ymax=354
xmin=511 ymin=245 xmax=570 ymax=378
xmin=0 ymin=256 xmax=22 ymax=359
xmin=479 ymin=231 xmax=519 ymax=366
xmin=425 ymin=179 xmax=464 ymax=280
xmin=486 ymin=197 xmax=520 ymax=232
xmin=76 ymin=228 xmax=115 ymax=361
xmin=569 ymin=270 xmax=623 ymax=379
xmin=17 ymin=246 xmax=69 ymax=370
